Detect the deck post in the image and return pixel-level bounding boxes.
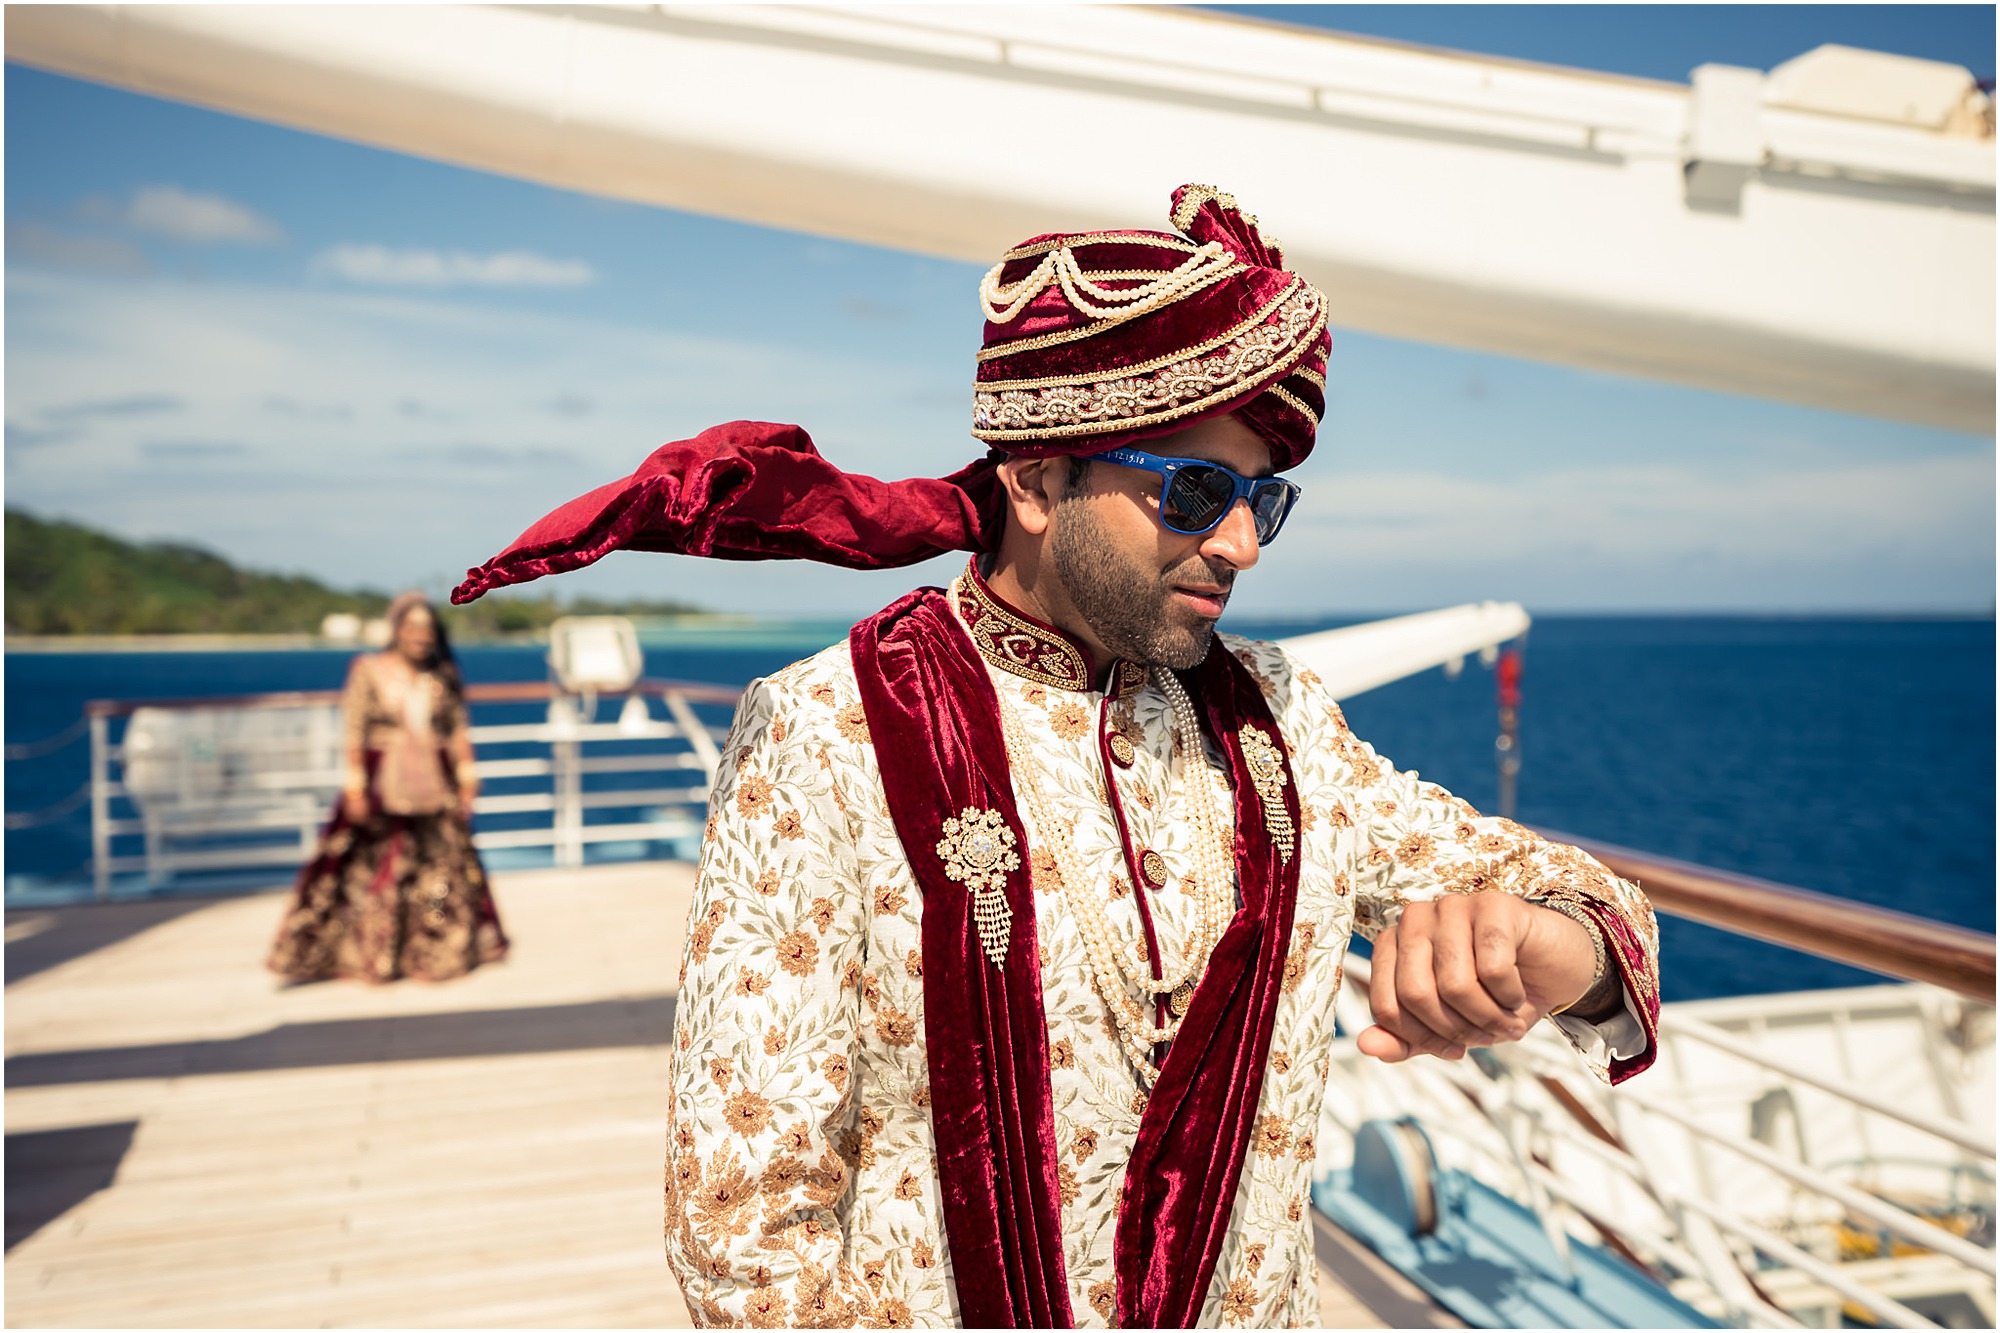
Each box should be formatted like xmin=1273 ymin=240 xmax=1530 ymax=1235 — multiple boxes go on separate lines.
xmin=88 ymin=710 xmax=111 ymax=901
xmin=556 ymin=733 xmax=582 ymax=869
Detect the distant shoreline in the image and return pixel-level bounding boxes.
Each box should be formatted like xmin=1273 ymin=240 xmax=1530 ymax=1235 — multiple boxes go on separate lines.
xmin=3 ymin=616 xmax=858 ymax=654
xmin=6 ymin=633 xmax=346 ymax=654
xmin=6 ymin=610 xmax=1989 ymax=655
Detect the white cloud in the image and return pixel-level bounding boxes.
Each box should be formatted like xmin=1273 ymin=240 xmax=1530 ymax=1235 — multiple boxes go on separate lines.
xmin=1 ymin=267 xmax=960 ymax=603
xmin=125 ymin=184 xmax=284 ymax=245
xmin=1231 ymin=454 xmax=1997 ymax=613
xmin=4 ymin=265 xmax=1990 ymax=616
xmin=310 ymin=244 xmax=596 ymax=289
xmin=6 ymin=222 xmax=150 ymax=274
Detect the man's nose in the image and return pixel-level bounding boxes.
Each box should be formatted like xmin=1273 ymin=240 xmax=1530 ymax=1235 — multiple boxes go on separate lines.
xmin=1199 ymin=498 xmax=1262 ymax=571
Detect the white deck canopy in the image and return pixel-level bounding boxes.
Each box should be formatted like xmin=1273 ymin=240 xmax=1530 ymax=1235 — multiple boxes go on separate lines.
xmin=8 ymin=4 xmax=1994 ymax=433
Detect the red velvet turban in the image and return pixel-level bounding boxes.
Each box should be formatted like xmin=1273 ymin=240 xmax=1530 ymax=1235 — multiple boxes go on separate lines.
xmin=973 ymin=183 xmax=1327 ymax=470
xmin=453 ymin=185 xmax=1329 ymax=604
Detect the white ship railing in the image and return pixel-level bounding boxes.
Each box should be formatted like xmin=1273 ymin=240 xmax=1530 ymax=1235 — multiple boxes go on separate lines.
xmin=42 ymin=679 xmax=739 ymax=899
xmin=1321 ymin=851 xmax=1996 ymax=1330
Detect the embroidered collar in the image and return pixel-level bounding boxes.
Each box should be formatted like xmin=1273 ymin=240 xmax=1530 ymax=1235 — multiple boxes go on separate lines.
xmin=952 ymin=562 xmax=1148 ymax=700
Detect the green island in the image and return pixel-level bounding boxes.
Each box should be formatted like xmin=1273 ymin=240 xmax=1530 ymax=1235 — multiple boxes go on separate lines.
xmin=4 ymin=509 xmax=699 ymax=638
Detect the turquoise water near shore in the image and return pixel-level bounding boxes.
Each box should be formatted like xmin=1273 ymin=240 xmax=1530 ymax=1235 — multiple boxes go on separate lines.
xmin=5 ymin=615 xmax=1992 ymax=1002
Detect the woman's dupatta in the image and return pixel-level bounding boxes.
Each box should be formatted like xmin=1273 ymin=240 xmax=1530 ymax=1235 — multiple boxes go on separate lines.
xmin=852 ymin=590 xmax=1304 ymax=1329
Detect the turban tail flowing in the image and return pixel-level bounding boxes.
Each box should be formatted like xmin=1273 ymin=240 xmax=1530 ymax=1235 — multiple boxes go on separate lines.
xmin=450 ymin=186 xmax=1329 ymax=1330
xmin=451 ymin=185 xmax=1330 ymax=604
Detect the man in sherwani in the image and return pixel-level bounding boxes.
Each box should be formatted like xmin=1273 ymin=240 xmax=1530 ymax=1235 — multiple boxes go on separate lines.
xmin=454 ymin=185 xmax=1658 ymax=1329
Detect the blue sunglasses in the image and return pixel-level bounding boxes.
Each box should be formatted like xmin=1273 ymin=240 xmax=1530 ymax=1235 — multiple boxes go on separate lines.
xmin=1098 ymin=447 xmax=1303 ymax=546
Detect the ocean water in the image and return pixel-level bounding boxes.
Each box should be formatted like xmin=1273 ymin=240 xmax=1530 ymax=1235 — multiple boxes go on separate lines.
xmin=5 ymin=616 xmax=1992 ymax=1002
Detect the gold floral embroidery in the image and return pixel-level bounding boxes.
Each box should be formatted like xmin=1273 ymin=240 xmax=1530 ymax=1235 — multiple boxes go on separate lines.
xmin=1252 ymin=1113 xmax=1293 ymax=1158
xmin=1049 ymin=701 xmax=1091 ymax=741
xmin=736 ymin=773 xmax=774 ymax=819
xmin=743 ymin=1287 xmax=789 ymax=1328
xmin=777 ymin=930 xmax=818 ymax=978
xmin=724 ymin=1088 xmax=775 ymax=1139
xmin=1242 ymin=1241 xmax=1266 ymax=1277
xmin=875 ymin=1007 xmax=917 ymax=1047
xmin=1221 ymin=1277 xmax=1257 ymax=1324
xmin=1029 ymin=845 xmax=1060 ymax=889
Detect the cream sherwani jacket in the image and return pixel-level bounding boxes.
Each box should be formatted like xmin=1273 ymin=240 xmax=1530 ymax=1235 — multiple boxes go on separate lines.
xmin=663 ymin=585 xmax=1657 ymax=1329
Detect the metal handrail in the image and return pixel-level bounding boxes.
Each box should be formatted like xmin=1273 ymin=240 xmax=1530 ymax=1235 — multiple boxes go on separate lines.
xmin=1674 ymin=1191 xmax=1936 ymax=1331
xmin=4 ymin=782 xmax=93 ymax=830
xmin=71 ymin=678 xmax=743 ymax=898
xmin=1664 ymin=1011 xmax=1995 ymax=1157
xmin=1327 ymin=951 xmax=1995 ymax=1327
xmin=79 ymin=676 xmax=744 ymax=717
xmin=1544 ymin=830 xmax=1997 ymax=1005
xmin=3 ymin=714 xmax=91 ymax=760
xmin=1633 ymin=1097 xmax=1995 ymax=1276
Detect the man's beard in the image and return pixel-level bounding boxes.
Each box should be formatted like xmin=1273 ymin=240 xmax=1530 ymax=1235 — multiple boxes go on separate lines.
xmin=1048 ymin=495 xmax=1233 ymax=670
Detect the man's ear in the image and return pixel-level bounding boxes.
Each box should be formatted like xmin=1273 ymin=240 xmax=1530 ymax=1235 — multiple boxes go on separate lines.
xmin=997 ymin=455 xmax=1065 ymax=537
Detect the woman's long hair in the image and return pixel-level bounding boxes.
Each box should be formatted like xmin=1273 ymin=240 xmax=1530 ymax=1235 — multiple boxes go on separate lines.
xmin=384 ymin=591 xmax=464 ymax=700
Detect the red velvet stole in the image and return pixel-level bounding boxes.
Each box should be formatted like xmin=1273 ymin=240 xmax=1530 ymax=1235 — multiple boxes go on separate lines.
xmin=1113 ymin=643 xmax=1302 ymax=1329
xmin=851 ymin=589 xmax=1072 ymax=1329
xmin=850 ymin=591 xmax=1303 ymax=1329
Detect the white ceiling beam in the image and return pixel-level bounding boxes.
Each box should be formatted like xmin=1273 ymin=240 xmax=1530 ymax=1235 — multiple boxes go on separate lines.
xmin=9 ymin=4 xmax=1991 ymax=433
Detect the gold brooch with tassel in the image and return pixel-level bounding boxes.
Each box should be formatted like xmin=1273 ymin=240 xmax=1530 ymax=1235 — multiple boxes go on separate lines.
xmin=936 ymin=807 xmax=1021 ymax=965
xmin=1238 ymin=726 xmax=1295 ymax=864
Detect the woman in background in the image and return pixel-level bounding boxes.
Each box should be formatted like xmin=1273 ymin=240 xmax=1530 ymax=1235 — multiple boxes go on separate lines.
xmin=268 ymin=591 xmax=508 ymax=982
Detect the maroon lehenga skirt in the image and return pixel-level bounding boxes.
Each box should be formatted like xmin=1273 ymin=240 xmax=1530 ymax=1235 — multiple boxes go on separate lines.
xmin=267 ymin=803 xmax=508 ymax=983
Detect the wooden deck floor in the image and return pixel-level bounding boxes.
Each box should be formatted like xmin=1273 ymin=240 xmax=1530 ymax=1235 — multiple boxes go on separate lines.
xmin=5 ymin=864 xmax=1442 ymax=1329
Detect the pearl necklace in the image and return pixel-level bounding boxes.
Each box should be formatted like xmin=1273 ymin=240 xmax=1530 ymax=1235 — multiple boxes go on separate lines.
xmin=1150 ymin=667 xmax=1239 ymax=1013
xmin=988 ymin=667 xmax=1237 ymax=1088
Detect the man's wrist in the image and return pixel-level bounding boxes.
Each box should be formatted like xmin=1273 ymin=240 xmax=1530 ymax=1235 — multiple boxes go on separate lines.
xmin=1536 ymin=898 xmax=1619 ymax=1018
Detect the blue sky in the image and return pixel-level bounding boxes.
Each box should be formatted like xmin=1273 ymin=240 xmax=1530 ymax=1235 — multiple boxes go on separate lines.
xmin=5 ymin=5 xmax=1994 ymax=617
